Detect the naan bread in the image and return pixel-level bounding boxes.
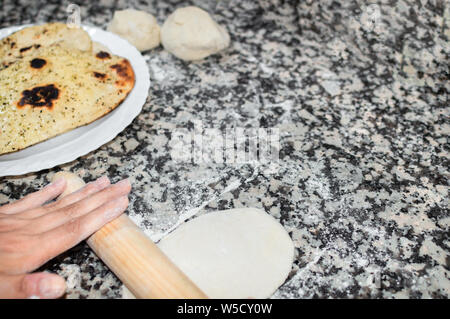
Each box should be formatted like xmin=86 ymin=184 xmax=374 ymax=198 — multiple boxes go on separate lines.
xmin=0 ymin=23 xmax=92 ymax=69
xmin=0 ymin=43 xmax=134 ymax=154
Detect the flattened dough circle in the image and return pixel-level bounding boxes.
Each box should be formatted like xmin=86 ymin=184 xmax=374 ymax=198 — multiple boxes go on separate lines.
xmin=157 ymin=208 xmax=294 ymax=299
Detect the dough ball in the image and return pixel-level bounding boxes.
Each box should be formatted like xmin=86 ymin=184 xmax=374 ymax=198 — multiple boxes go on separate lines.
xmin=158 ymin=208 xmax=294 ymax=298
xmin=51 ymin=171 xmax=85 ymax=198
xmin=161 ymin=6 xmax=230 ymax=61
xmin=107 ymin=9 xmax=160 ymax=52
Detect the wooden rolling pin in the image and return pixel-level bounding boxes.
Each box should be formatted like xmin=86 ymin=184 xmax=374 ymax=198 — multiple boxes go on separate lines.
xmin=53 ymin=172 xmax=207 ymax=299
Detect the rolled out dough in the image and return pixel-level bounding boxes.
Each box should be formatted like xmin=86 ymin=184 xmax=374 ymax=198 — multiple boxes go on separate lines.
xmin=124 ymin=208 xmax=294 ymax=299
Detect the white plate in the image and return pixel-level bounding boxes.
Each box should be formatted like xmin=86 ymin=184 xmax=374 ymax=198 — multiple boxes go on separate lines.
xmin=0 ymin=24 xmax=150 ymax=177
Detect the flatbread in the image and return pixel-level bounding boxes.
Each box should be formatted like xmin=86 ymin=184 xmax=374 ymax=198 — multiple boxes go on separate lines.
xmin=0 ymin=43 xmax=135 ymax=154
xmin=0 ymin=22 xmax=92 ymax=69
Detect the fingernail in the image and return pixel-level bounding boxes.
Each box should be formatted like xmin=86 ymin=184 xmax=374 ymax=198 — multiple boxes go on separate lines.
xmin=48 ymin=178 xmax=65 ymax=188
xmin=94 ymin=176 xmax=110 ymax=186
xmin=38 ymin=276 xmax=66 ymax=298
xmin=105 ymin=197 xmax=128 ymax=221
xmin=115 ymin=179 xmax=130 ymax=188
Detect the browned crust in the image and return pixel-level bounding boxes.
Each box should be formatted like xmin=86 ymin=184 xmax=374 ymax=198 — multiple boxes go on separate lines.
xmin=110 ymin=59 xmax=135 ymax=89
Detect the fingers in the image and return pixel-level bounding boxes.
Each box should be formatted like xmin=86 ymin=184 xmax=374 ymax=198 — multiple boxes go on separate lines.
xmin=0 ymin=215 xmax=28 ymax=233
xmin=0 ymin=178 xmax=66 ymax=215
xmin=44 ymin=176 xmax=110 ymax=210
xmin=18 ymin=176 xmax=110 ymax=220
xmin=0 ymin=272 xmax=66 ymax=299
xmin=34 ymin=195 xmax=129 ymax=268
xmin=27 ymin=179 xmax=130 ymax=234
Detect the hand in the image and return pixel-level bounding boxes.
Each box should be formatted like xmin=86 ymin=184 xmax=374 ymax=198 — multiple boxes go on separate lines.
xmin=0 ymin=176 xmax=131 ymax=299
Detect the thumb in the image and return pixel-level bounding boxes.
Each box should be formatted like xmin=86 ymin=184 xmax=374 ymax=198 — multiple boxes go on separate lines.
xmin=0 ymin=272 xmax=66 ymax=299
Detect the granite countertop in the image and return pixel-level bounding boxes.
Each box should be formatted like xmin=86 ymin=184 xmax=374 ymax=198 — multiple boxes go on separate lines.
xmin=0 ymin=0 xmax=448 ymax=299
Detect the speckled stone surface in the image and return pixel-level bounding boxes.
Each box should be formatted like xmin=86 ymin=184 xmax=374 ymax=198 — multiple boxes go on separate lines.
xmin=0 ymin=0 xmax=449 ymax=299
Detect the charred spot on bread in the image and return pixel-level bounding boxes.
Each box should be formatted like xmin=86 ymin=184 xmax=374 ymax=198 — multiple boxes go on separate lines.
xmin=30 ymin=58 xmax=46 ymax=69
xmin=19 ymin=46 xmax=32 ymax=53
xmin=96 ymin=51 xmax=111 ymax=59
xmin=17 ymin=84 xmax=59 ymax=109
xmin=110 ymin=59 xmax=134 ymax=87
xmin=19 ymin=44 xmax=40 ymax=53
xmin=1 ymin=61 xmax=12 ymax=69
xmin=93 ymin=71 xmax=107 ymax=79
